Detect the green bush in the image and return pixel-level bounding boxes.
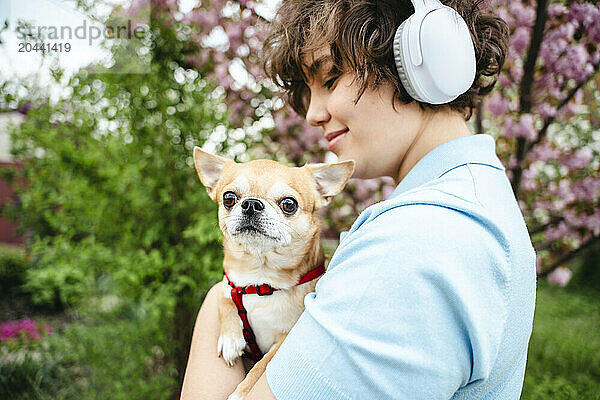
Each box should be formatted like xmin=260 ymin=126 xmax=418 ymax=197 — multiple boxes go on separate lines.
xmin=22 ymin=238 xmax=114 ymax=310
xmin=0 ymin=344 xmax=81 ymax=400
xmin=0 ymin=244 xmax=27 ymax=295
xmin=0 ymin=3 xmax=251 ymax=393
xmin=44 ymin=316 xmax=177 ymax=400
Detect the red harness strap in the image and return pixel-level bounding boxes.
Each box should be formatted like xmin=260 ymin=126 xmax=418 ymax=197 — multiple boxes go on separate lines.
xmin=224 ymin=263 xmax=326 ymax=362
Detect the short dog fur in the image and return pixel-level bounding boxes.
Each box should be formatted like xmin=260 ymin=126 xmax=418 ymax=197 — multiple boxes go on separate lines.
xmin=193 ymin=147 xmax=353 ymax=399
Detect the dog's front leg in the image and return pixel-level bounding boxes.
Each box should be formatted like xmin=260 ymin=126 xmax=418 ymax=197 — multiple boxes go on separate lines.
xmin=217 ymin=279 xmax=246 ymax=367
xmin=227 ymin=332 xmax=288 ymax=400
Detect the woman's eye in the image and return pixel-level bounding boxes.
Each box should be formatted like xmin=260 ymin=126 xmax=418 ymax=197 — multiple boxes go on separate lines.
xmin=279 ymin=197 xmax=298 ymax=215
xmin=323 ymin=76 xmax=338 ymax=89
xmin=223 ymin=191 xmax=238 ymax=209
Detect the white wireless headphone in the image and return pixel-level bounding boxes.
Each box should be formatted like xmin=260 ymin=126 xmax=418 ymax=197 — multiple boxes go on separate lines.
xmin=393 ymin=0 xmax=476 ymax=104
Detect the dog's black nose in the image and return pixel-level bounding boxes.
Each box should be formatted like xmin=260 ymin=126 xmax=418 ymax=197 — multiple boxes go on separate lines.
xmin=241 ymin=198 xmax=264 ymax=216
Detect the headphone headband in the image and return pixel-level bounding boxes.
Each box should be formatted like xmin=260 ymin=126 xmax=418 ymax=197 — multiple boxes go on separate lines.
xmin=410 ymin=0 xmax=443 ymax=10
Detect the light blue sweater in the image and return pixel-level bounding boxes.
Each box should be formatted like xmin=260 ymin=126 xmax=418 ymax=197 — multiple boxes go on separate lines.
xmin=266 ymin=134 xmax=537 ymax=399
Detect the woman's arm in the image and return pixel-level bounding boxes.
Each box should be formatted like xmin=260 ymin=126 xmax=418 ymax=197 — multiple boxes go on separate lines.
xmin=246 ymin=372 xmax=277 ymax=400
xmin=180 ymin=282 xmax=247 ymax=400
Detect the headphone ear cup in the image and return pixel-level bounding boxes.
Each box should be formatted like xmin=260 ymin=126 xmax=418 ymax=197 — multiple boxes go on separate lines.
xmin=393 ymin=4 xmax=476 ymax=104
xmin=393 ymin=19 xmax=423 ymax=102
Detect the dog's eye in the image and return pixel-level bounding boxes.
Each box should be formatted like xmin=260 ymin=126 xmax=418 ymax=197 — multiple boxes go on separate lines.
xmin=223 ymin=191 xmax=238 ymax=209
xmin=279 ymin=197 xmax=298 ymax=215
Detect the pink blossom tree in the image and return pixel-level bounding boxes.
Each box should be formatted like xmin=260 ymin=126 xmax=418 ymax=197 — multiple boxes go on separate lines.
xmin=482 ymin=0 xmax=600 ymax=283
xmin=176 ymin=0 xmax=598 ymax=282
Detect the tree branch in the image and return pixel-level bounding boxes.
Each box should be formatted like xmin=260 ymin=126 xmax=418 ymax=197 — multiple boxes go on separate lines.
xmin=510 ymin=0 xmax=549 ymax=197
xmin=529 ymin=215 xmax=564 ymax=236
xmin=539 ymin=235 xmax=600 ymax=277
xmin=519 ymin=0 xmax=550 ymax=113
xmin=535 ymin=238 xmax=558 ymax=253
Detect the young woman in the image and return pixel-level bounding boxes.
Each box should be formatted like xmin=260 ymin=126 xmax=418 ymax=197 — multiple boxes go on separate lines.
xmin=181 ymin=1 xmax=536 ymax=399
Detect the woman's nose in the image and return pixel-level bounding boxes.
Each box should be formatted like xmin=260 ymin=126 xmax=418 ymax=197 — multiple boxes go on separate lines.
xmin=305 ymin=93 xmax=330 ymax=127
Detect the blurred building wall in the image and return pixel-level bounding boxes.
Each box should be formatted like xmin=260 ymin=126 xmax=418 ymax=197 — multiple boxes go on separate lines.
xmin=0 ymin=112 xmax=24 ymax=245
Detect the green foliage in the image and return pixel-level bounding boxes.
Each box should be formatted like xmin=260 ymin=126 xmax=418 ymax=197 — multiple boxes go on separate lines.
xmin=0 ymin=335 xmax=81 ymax=400
xmin=1 ymin=9 xmax=239 ymax=394
xmin=0 ymin=351 xmax=74 ymax=400
xmin=571 ymin=241 xmax=600 ymax=290
xmin=21 ymin=238 xmax=102 ymax=309
xmin=0 ymin=244 xmax=28 ymax=295
xmin=44 ymin=316 xmax=178 ymax=400
xmin=522 ymin=282 xmax=600 ymax=400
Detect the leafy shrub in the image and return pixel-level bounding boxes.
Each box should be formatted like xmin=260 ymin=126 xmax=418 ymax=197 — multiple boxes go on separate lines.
xmin=21 ymin=238 xmax=111 ymax=310
xmin=46 ymin=315 xmax=177 ymax=400
xmin=2 ymin=5 xmax=234 ymax=393
xmin=0 ymin=244 xmax=28 ymax=295
xmin=0 ymin=351 xmax=68 ymax=400
xmin=0 ymin=320 xmax=75 ymax=400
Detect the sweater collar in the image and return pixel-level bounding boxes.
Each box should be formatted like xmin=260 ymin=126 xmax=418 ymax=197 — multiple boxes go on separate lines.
xmin=388 ymin=134 xmax=505 ymax=199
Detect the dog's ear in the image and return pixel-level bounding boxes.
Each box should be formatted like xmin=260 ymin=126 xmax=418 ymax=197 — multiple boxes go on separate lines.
xmin=193 ymin=146 xmax=230 ymax=201
xmin=305 ymin=160 xmax=355 ymax=206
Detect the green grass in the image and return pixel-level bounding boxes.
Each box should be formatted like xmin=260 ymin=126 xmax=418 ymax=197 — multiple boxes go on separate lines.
xmin=522 ymin=282 xmax=600 ymax=400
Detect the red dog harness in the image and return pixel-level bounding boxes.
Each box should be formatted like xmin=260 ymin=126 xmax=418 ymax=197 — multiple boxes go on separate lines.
xmin=225 ymin=263 xmax=326 ymax=362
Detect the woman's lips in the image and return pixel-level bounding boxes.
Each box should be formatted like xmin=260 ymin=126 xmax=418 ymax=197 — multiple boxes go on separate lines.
xmin=326 ymin=128 xmax=349 ymax=152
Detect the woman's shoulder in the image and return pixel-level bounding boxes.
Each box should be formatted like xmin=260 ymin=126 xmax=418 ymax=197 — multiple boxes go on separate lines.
xmin=344 ymin=180 xmax=488 ymax=247
xmin=332 ymin=189 xmax=514 ymax=288
xmin=340 ymin=200 xmax=502 ymax=261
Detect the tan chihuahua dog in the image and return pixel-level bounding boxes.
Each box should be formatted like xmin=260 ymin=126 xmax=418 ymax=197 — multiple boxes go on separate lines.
xmin=193 ymin=147 xmax=353 ymax=399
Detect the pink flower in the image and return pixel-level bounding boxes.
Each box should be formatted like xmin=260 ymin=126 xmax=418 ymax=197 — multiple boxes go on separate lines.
xmin=184 ymin=8 xmax=221 ymax=33
xmin=299 ymin=124 xmax=323 ymax=148
xmin=510 ymin=64 xmax=524 ymax=81
xmin=561 ymin=147 xmax=593 ymax=170
xmin=545 ymin=221 xmax=572 ymax=241
xmin=501 ymin=116 xmax=517 ymax=139
xmin=226 ymin=22 xmax=246 ymax=48
xmin=521 ymin=166 xmax=538 ymax=190
xmin=353 ymin=180 xmax=374 ymax=202
xmin=124 ymin=0 xmax=150 ymax=18
xmin=498 ymin=74 xmax=512 ymax=88
xmin=570 ymin=177 xmax=600 ymax=202
xmin=558 ymin=45 xmax=592 ymax=82
xmin=517 ymin=114 xmax=537 ymax=141
xmin=568 ymin=2 xmax=600 ymax=27
xmin=536 ymin=102 xmax=556 ymax=119
xmin=487 ymin=92 xmax=510 ymax=117
xmin=547 ymin=266 xmax=572 ymax=287
xmin=511 ymin=27 xmax=530 ymax=54
xmin=509 ymin=1 xmax=536 ymax=27
xmin=0 ymin=319 xmax=53 ymax=342
xmin=531 ymin=142 xmax=560 ymax=162
xmin=548 ymin=3 xmax=567 ymax=18
xmin=503 ymin=114 xmax=537 ymax=140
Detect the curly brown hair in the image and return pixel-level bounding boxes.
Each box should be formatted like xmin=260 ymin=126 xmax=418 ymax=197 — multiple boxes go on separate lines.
xmin=262 ymin=0 xmax=509 ymax=119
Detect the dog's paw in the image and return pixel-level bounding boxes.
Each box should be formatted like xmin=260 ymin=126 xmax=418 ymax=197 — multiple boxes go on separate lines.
xmin=217 ymin=334 xmax=246 ymax=366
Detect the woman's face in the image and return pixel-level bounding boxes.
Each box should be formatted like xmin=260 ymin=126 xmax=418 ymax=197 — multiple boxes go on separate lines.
xmin=303 ymin=49 xmax=424 ymax=180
